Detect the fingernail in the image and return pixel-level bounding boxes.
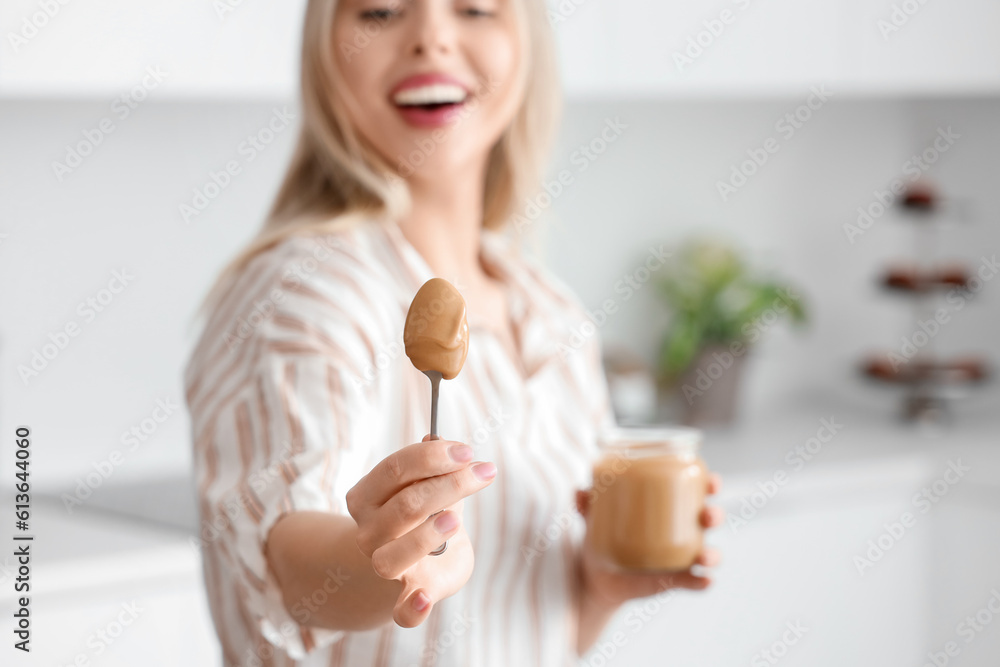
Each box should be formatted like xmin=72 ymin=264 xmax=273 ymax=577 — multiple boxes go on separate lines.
xmin=412 ymin=591 xmax=430 ymax=612
xmin=472 ymin=462 xmax=496 ymax=481
xmin=449 ymin=444 xmax=473 ymax=462
xmin=434 ymin=511 xmax=458 ymax=533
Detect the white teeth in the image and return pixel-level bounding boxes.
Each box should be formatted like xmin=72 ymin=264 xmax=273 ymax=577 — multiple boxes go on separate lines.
xmin=393 ymin=84 xmax=468 ymax=106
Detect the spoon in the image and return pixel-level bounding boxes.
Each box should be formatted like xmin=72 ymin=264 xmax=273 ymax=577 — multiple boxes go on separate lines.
xmin=403 ymin=279 xmax=470 ymax=556
xmin=424 ymin=370 xmax=443 ymax=438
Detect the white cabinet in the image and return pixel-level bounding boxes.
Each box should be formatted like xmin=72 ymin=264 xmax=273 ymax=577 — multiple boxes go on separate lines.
xmin=21 ymin=570 xmax=219 ymax=667
xmin=2 ymin=0 xmax=998 ymax=98
xmin=553 ymin=0 xmax=842 ymax=96
xmin=594 ymin=452 xmax=1000 ymax=666
xmin=0 ymin=0 xmax=306 ymax=99
xmin=838 ymin=0 xmax=1000 ymax=94
xmin=0 ymin=499 xmax=219 ymax=665
xmin=551 ymin=0 xmax=1000 ymax=97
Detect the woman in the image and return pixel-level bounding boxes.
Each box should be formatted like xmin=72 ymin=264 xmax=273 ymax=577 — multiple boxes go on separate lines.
xmin=183 ymin=0 xmax=724 ymax=665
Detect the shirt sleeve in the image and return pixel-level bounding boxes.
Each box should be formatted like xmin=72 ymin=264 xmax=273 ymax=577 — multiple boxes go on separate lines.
xmin=197 ymin=273 xmax=385 ymax=659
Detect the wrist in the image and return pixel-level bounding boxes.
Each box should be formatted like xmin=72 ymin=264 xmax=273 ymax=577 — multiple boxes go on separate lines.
xmin=579 ymin=549 xmax=625 ymax=610
xmin=575 ymin=550 xmax=623 ymax=656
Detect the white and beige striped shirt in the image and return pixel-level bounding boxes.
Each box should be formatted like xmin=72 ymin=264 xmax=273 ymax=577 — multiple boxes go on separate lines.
xmin=183 ymin=216 xmax=614 ymax=667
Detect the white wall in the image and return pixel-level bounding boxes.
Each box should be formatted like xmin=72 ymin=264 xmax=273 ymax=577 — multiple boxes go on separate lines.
xmin=1 ymin=95 xmax=998 ymax=488
xmin=540 ymin=96 xmax=1000 ymax=423
xmin=1 ymin=99 xmax=299 ymax=488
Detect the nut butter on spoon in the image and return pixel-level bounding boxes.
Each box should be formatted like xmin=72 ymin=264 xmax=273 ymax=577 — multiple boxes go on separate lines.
xmin=403 ymin=278 xmax=469 ymax=557
xmin=403 ymin=278 xmax=470 ymax=438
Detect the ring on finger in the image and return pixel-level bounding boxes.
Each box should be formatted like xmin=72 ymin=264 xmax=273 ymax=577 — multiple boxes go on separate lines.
xmin=428 ymin=509 xmax=447 ymax=556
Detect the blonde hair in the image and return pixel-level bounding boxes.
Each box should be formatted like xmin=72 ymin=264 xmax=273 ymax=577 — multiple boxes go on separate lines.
xmin=195 ymin=0 xmax=562 ymax=321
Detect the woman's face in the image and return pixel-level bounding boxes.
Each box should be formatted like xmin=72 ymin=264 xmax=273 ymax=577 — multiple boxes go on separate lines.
xmin=333 ymin=0 xmax=523 ymax=179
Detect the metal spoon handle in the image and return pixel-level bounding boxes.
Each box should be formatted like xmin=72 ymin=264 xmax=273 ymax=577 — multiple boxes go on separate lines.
xmin=424 ymin=370 xmax=442 ymax=439
xmin=421 ymin=370 xmax=447 ymax=555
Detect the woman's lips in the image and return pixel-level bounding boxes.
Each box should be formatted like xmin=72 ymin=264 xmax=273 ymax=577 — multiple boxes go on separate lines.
xmin=389 ymin=72 xmax=472 ymax=129
xmin=394 ymin=101 xmax=466 ymax=129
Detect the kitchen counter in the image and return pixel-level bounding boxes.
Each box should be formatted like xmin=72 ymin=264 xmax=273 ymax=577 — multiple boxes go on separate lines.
xmin=6 ymin=395 xmax=996 ymax=666
xmin=0 ymin=495 xmax=218 ymax=666
xmin=696 ymin=389 xmax=1000 ymax=498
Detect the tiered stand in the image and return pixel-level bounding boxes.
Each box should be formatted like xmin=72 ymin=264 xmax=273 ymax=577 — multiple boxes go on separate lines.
xmin=861 ymin=183 xmax=989 ymax=422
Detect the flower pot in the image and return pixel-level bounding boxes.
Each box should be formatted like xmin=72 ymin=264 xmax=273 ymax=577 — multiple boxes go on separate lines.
xmin=675 ymin=344 xmax=747 ymax=426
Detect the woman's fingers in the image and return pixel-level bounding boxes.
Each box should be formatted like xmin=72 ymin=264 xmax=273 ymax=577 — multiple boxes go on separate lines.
xmin=659 ymin=571 xmax=712 ymax=590
xmin=694 ymin=547 xmax=721 ymax=568
xmin=394 ymin=588 xmax=434 ymax=628
xmin=600 ymin=567 xmax=712 ymax=601
xmin=391 ymin=534 xmax=470 ymax=628
xmin=347 ymin=438 xmax=477 ymax=512
xmin=700 ymin=504 xmax=725 ymax=528
xmin=357 ymin=462 xmax=496 ymax=555
xmin=707 ymin=472 xmax=722 ymax=495
xmin=370 ymin=510 xmax=462 ymax=580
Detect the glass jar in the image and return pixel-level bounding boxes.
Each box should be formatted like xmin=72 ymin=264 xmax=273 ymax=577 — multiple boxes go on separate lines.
xmin=587 ymin=426 xmax=708 ymax=572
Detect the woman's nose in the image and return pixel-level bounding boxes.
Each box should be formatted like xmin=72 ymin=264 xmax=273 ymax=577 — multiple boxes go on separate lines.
xmin=407 ymin=1 xmax=457 ymax=56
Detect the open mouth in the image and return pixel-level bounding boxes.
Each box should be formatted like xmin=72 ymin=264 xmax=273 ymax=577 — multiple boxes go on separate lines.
xmin=392 ymin=85 xmax=469 ymax=127
xmin=397 ymin=101 xmax=464 ymax=112
xmin=392 ymin=84 xmax=469 ymax=111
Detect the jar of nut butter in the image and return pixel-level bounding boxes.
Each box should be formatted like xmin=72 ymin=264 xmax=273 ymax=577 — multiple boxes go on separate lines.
xmin=586 ymin=427 xmax=708 ymax=572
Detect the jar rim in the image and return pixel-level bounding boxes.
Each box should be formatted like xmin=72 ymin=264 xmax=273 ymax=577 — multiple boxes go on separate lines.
xmin=598 ymin=425 xmax=702 ymax=454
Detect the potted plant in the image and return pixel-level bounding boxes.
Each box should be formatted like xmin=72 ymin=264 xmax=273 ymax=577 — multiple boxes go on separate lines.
xmin=655 ymin=238 xmax=807 ymax=425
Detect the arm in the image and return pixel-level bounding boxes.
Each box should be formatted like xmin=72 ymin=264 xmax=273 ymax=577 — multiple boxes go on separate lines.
xmin=572 ymin=479 xmax=726 ymax=657
xmin=575 ymin=574 xmax=623 ymax=655
xmin=265 ymin=511 xmax=401 ymax=631
xmin=264 ymin=435 xmax=495 ymax=631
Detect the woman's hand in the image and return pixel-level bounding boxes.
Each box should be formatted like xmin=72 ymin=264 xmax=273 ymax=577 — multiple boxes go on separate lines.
xmin=346 ymin=434 xmax=496 ymax=628
xmin=575 ymin=473 xmax=725 ymax=610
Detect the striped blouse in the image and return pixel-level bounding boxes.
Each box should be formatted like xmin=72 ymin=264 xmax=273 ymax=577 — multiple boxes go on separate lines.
xmin=183 ymin=216 xmax=615 ymax=667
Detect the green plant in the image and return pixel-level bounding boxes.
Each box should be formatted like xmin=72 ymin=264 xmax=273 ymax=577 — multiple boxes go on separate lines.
xmin=656 ymin=238 xmax=807 ymax=379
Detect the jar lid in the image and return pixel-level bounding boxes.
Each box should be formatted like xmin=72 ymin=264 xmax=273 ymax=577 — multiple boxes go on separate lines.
xmin=598 ymin=425 xmax=702 ymax=456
